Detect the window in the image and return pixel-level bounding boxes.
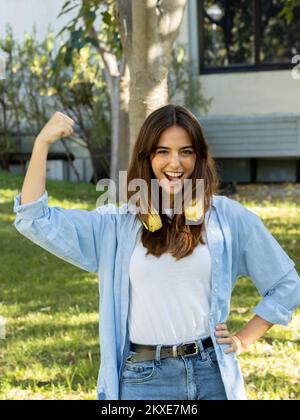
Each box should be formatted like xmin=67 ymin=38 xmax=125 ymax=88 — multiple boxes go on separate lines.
xmin=198 ymin=0 xmax=300 ymax=73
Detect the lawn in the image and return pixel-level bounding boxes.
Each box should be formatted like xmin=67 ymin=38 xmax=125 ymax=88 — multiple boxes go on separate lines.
xmin=0 ymin=170 xmax=299 ymax=400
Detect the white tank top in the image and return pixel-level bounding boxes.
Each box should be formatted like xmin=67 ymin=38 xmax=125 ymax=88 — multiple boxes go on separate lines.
xmin=128 ymin=226 xmax=212 ymax=345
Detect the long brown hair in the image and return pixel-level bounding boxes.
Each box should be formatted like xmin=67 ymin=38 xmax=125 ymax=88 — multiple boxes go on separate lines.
xmin=127 ymin=104 xmax=219 ymax=260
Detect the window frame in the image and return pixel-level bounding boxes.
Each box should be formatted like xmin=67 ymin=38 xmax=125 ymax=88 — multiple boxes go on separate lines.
xmin=198 ymin=0 xmax=295 ymax=74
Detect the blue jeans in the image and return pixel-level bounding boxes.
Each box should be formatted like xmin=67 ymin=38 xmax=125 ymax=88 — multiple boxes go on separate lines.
xmin=119 ymin=337 xmax=227 ymax=400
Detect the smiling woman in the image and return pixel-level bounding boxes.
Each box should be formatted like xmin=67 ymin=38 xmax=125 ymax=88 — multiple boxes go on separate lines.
xmin=127 ymin=104 xmax=219 ymax=260
xmin=12 ymin=104 xmax=300 ymax=401
xmin=152 ymin=126 xmax=196 ymax=194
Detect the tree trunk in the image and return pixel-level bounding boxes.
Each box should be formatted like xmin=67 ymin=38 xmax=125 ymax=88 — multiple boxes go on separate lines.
xmin=94 ymin=37 xmax=130 ymax=186
xmin=118 ymin=62 xmax=130 ymax=173
xmin=109 ymin=67 xmax=130 ymax=189
xmin=61 ymin=138 xmax=81 ymax=182
xmin=128 ymin=0 xmax=187 ymax=157
xmin=110 ymin=76 xmax=120 ymax=185
xmin=117 ymin=0 xmax=132 ymax=179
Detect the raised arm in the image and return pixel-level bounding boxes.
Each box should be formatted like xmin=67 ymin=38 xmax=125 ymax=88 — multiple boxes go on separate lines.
xmin=14 ymin=112 xmax=117 ymax=273
xmin=21 ymin=112 xmax=74 ymax=204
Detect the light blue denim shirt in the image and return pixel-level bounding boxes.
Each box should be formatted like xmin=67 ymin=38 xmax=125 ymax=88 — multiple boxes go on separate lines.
xmin=13 ymin=191 xmax=300 ymax=400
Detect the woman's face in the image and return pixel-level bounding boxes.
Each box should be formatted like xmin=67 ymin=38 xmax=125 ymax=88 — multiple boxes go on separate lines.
xmin=150 ymin=126 xmax=196 ymax=206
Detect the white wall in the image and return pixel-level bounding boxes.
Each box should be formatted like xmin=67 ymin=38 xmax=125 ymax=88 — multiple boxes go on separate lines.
xmin=0 ymin=0 xmax=69 ymax=41
xmin=200 ymin=70 xmax=300 ymax=116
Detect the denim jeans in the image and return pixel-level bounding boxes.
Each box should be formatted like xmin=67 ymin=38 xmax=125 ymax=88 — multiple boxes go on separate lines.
xmin=119 ymin=337 xmax=228 ymax=400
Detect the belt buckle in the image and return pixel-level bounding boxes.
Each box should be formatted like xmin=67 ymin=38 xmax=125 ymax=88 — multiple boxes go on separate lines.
xmin=172 ymin=345 xmax=178 ymax=358
xmin=182 ymin=341 xmax=199 ymax=358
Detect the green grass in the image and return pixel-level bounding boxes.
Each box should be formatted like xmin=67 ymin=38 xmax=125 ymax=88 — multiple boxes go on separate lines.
xmin=227 ymin=187 xmax=300 ymax=400
xmin=0 ymin=171 xmax=299 ymax=400
xmin=0 ymin=171 xmax=100 ymax=400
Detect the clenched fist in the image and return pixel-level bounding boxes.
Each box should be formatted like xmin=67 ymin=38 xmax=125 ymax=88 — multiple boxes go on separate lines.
xmin=36 ymin=112 xmax=75 ymax=145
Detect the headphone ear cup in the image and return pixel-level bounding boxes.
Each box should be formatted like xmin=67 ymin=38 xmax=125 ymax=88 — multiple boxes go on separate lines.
xmin=141 ymin=201 xmax=204 ymax=231
xmin=141 ymin=213 xmax=163 ymax=232
xmin=184 ymin=201 xmax=204 ymax=223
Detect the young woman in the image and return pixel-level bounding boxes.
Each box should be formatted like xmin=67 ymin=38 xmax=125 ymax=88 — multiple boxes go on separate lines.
xmin=14 ymin=105 xmax=300 ymax=400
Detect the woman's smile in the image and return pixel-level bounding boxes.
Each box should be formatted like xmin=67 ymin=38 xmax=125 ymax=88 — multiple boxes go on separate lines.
xmin=151 ymin=126 xmax=196 ymax=203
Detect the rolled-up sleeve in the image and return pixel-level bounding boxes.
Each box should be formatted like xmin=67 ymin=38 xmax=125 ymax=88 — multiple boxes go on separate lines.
xmin=252 ymin=266 xmax=300 ymax=325
xmin=13 ymin=191 xmax=116 ymax=273
xmin=238 ymin=213 xmax=300 ymax=326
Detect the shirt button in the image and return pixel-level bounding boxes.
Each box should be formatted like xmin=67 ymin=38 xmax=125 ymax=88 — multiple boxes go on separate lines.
xmin=215 ymin=258 xmax=219 ymax=264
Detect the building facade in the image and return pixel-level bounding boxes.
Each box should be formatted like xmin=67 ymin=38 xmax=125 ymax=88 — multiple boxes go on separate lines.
xmin=183 ymin=0 xmax=300 ymax=183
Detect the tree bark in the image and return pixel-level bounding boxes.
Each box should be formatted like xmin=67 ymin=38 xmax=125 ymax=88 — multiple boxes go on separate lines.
xmin=89 ymin=0 xmax=187 ymax=183
xmin=117 ymin=0 xmax=132 ymax=178
xmin=118 ymin=62 xmax=130 ymax=173
xmin=128 ymin=0 xmax=187 ymax=157
xmin=88 ymin=24 xmax=130 ymax=185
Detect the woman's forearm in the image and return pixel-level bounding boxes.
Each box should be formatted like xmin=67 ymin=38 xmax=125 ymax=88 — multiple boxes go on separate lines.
xmin=234 ymin=314 xmax=274 ymax=350
xmin=21 ymin=137 xmax=49 ymax=205
xmin=20 ymin=112 xmax=75 ymax=205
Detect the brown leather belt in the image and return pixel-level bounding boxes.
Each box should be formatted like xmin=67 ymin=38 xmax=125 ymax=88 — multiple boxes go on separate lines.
xmin=127 ymin=337 xmax=213 ymax=363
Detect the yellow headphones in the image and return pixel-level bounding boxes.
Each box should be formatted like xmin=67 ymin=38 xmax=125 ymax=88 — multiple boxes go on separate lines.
xmin=141 ymin=201 xmax=203 ymax=232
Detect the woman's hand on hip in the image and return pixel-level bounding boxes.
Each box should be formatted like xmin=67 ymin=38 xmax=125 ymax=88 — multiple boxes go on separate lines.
xmin=214 ymin=323 xmax=245 ymax=355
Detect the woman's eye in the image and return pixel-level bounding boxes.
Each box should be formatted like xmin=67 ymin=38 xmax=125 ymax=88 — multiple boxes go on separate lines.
xmin=156 ymin=150 xmax=194 ymax=156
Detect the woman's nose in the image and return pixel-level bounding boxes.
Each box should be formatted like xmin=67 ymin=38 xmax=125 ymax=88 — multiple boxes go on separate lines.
xmin=168 ymin=152 xmax=181 ymax=167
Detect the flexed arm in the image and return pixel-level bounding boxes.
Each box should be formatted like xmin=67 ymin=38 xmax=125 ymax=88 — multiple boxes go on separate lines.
xmin=21 ymin=111 xmax=74 ymax=204
xmin=14 ymin=112 xmax=117 ymax=273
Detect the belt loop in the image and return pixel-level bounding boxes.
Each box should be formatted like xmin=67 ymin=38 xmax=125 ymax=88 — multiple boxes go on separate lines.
xmin=155 ymin=344 xmax=162 ymax=366
xmin=196 ymin=338 xmax=206 ymax=361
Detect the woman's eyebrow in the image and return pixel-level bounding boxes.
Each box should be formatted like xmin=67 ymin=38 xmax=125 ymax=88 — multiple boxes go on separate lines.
xmin=155 ymin=145 xmax=194 ymax=150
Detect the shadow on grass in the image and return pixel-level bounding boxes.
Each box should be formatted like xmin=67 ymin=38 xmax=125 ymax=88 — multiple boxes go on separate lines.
xmin=6 ymin=363 xmax=99 ymax=392
xmin=6 ymin=319 xmax=99 ymax=343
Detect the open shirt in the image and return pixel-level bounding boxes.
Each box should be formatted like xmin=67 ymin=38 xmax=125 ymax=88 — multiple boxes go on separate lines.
xmin=13 ymin=191 xmax=300 ymax=400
